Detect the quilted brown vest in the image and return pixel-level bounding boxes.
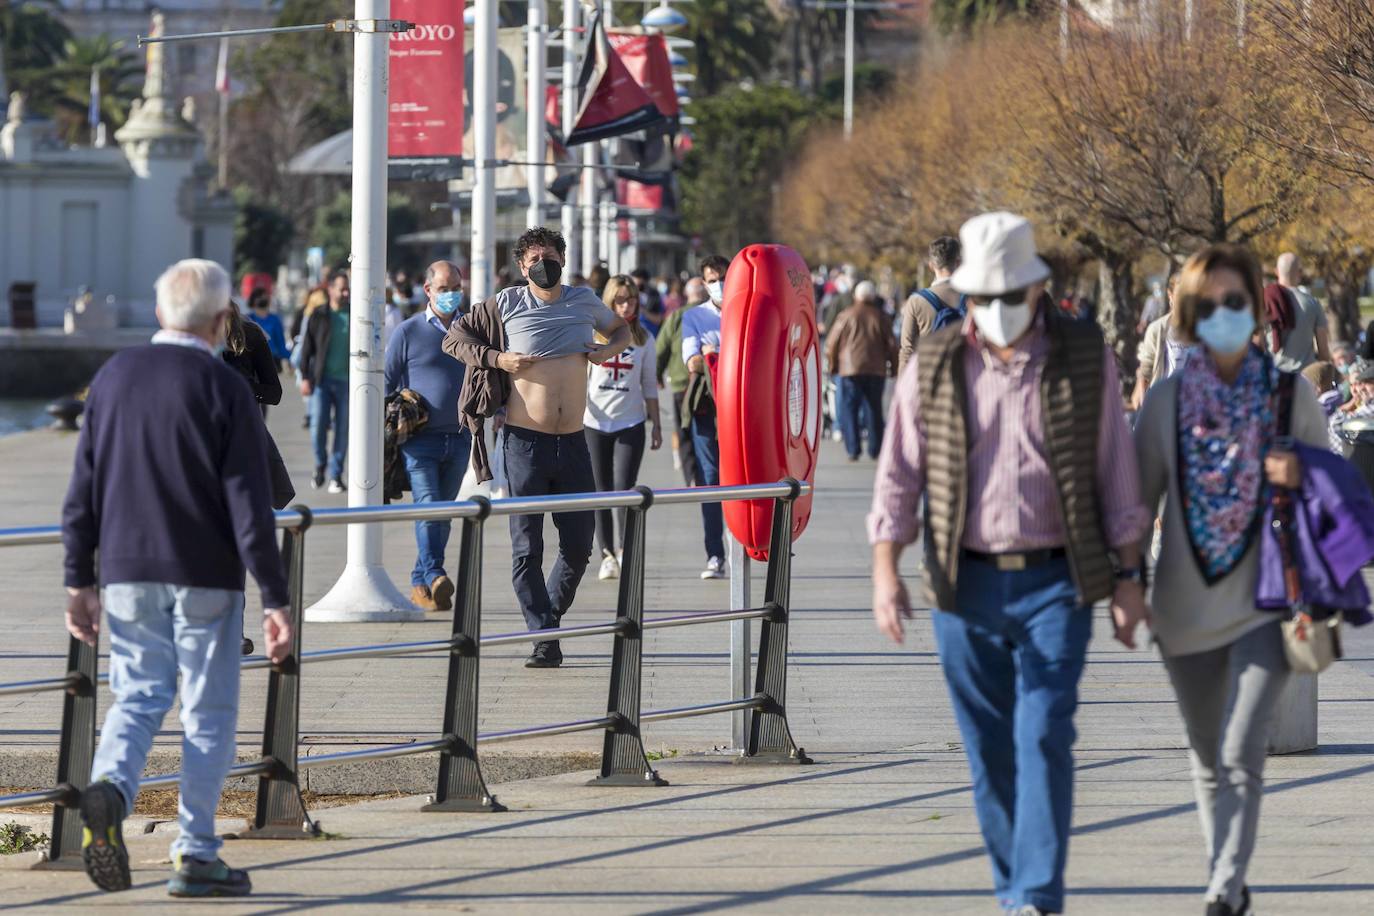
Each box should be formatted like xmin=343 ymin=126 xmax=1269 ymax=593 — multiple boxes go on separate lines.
xmin=915 ymin=314 xmax=1115 ymax=611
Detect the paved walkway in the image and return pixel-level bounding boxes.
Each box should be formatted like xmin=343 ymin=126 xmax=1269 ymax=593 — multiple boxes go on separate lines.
xmin=2 ymin=383 xmax=1373 ymax=911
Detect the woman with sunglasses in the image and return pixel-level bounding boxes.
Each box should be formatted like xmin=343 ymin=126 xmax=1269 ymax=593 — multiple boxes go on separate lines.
xmin=1127 ymin=244 xmax=1329 ymax=916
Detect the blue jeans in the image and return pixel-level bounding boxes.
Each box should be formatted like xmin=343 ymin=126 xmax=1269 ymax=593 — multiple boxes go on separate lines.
xmin=91 ymin=583 xmax=244 ymax=861
xmin=835 ymin=374 xmax=886 ymax=459
xmin=401 ymin=429 xmax=472 ymax=587
xmin=932 ymin=556 xmax=1092 ymax=914
xmin=503 ymin=425 xmax=596 ymax=634
xmin=689 ymin=411 xmax=726 ymax=561
xmin=310 ymin=376 xmax=349 ymax=478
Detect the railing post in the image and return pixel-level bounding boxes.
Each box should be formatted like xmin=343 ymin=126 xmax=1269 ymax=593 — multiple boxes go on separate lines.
xmin=742 ymin=479 xmax=811 ymax=765
xmin=591 ymin=486 xmax=668 ymax=786
xmin=242 ymin=506 xmax=319 ymax=838
xmin=424 ymin=498 xmax=505 ymax=812
xmin=43 ymin=634 xmax=99 ymax=864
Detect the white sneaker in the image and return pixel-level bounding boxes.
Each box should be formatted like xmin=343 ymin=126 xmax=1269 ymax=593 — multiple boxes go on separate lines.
xmin=598 ymin=552 xmax=620 ymax=581
xmin=700 ymin=556 xmax=725 ymax=580
xmin=327 ymin=477 xmax=345 ymax=494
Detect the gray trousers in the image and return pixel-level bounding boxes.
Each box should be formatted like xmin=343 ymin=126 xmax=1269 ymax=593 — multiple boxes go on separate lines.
xmin=1163 ymin=621 xmax=1289 ymax=907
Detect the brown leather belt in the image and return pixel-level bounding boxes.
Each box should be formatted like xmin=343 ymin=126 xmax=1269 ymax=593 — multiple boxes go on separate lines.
xmin=963 ymin=547 xmax=1067 ymax=572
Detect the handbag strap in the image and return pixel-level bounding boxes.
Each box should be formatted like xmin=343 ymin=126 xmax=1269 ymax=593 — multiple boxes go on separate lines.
xmin=1270 ymin=371 xmax=1302 ymax=609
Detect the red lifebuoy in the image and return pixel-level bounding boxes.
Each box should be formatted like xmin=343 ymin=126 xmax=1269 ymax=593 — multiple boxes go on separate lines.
xmin=717 ymin=244 xmax=821 ymax=561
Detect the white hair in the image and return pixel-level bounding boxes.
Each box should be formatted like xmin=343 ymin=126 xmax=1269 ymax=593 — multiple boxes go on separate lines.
xmin=154 ymin=258 xmax=231 ymax=331
xmin=854 ymin=280 xmax=878 ymax=302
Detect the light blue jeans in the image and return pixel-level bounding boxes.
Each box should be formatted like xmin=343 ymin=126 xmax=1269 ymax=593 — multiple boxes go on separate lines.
xmin=91 ymin=583 xmax=243 ymax=861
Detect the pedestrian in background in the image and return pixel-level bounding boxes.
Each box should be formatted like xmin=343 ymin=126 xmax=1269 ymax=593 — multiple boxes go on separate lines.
xmin=246 ymin=289 xmax=288 ymax=368
xmin=681 ymin=254 xmax=732 ymax=580
xmin=1132 ymin=273 xmax=1195 ymax=410
xmin=870 ymin=212 xmax=1149 ymax=916
xmin=586 ymin=274 xmax=662 ymax=580
xmin=298 ymin=271 xmax=352 ymax=493
xmin=223 ymin=299 xmax=282 ymax=417
xmin=385 ymin=260 xmax=473 ymax=613
xmin=657 ymin=277 xmax=706 ymax=486
xmin=62 ymin=258 xmax=292 ymax=898
xmin=899 ymin=236 xmax=965 ymax=374
xmin=1130 ymin=244 xmax=1329 ymax=916
xmin=825 ymin=280 xmax=897 ymax=461
xmin=1271 ymin=252 xmax=1332 ymax=371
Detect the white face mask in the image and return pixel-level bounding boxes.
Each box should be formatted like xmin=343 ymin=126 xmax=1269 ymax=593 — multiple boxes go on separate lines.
xmin=706 ymin=280 xmax=724 ymax=305
xmin=1195 ymin=306 xmax=1256 ymax=357
xmin=971 ymin=298 xmax=1033 ymax=348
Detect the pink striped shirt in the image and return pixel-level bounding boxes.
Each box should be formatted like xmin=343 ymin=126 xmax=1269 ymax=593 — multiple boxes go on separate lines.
xmin=867 ymin=319 xmax=1149 ymax=552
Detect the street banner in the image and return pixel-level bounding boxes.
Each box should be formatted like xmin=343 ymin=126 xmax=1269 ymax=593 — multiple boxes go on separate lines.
xmin=389 ymin=0 xmax=464 ymax=181
xmin=567 ymin=10 xmax=665 ymax=146
xmin=607 ymin=32 xmax=678 ymax=122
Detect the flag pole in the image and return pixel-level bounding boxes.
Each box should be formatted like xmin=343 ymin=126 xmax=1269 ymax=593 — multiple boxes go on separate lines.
xmin=216 ymin=38 xmax=230 ymax=189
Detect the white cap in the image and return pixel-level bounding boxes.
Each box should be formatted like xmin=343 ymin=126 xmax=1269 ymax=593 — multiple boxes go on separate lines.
xmin=853 ymin=280 xmax=877 ymax=302
xmin=950 ymin=211 xmax=1051 ymax=297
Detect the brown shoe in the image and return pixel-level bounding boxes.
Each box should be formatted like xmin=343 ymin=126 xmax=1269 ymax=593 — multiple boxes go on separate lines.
xmin=429 ymin=575 xmax=455 ymax=611
xmin=409 ymin=584 xmax=437 ymax=612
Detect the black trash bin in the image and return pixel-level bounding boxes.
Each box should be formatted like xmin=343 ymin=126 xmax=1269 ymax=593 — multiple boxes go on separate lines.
xmin=1339 ymin=417 xmax=1374 ymax=494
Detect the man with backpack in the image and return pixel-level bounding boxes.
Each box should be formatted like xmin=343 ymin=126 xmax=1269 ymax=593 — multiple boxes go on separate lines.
xmin=899 ymin=236 xmax=966 ymax=375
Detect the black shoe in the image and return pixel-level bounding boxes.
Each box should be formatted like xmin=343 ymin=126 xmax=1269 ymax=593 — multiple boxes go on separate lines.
xmin=311 ymin=467 xmax=325 ymax=489
xmin=1205 ymin=887 xmax=1251 ymax=916
xmin=525 ymin=641 xmax=563 ymax=668
xmin=167 ymin=856 xmax=252 ymax=898
xmin=79 ymin=781 xmax=131 ymax=892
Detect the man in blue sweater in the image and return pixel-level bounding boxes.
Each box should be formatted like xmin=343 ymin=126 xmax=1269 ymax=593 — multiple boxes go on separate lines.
xmin=385 ymin=259 xmax=472 ymax=612
xmin=61 ymin=259 xmax=293 ymax=899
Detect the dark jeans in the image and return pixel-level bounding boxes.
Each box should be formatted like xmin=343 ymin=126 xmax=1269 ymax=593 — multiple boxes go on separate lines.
xmin=835 ymin=374 xmax=886 ymax=459
xmin=503 ymin=425 xmax=596 ymax=635
xmin=931 ymin=555 xmax=1091 ymax=914
xmin=401 ymin=429 xmax=472 ymax=587
xmin=670 ymin=389 xmax=700 ymax=486
xmin=585 ymin=423 xmax=647 ymax=556
xmin=689 ymin=411 xmax=726 ymax=561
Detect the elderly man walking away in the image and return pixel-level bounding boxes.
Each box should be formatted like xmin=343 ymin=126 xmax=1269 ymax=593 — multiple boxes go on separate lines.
xmin=386 ymin=260 xmax=473 ymax=612
xmin=1271 ymin=252 xmax=1332 ymax=371
xmin=826 ymin=280 xmax=898 ymax=461
xmin=62 ymin=259 xmax=293 ymax=898
xmin=869 ymin=213 xmax=1149 ymax=916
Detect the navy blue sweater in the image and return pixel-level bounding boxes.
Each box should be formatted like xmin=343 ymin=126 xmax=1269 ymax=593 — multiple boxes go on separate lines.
xmin=62 ymin=343 xmax=290 ymax=608
xmin=384 ymin=311 xmax=466 ymax=434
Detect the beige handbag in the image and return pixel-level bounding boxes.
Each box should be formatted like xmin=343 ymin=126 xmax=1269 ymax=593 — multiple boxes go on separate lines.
xmin=1280 ymin=610 xmax=1343 ymax=674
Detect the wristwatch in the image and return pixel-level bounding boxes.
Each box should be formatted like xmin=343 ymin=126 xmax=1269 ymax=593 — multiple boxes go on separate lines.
xmin=1115 ymin=566 xmax=1147 ymax=587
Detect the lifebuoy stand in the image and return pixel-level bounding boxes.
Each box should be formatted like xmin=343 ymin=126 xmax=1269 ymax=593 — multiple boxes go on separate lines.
xmin=717 ymin=244 xmax=821 ymax=561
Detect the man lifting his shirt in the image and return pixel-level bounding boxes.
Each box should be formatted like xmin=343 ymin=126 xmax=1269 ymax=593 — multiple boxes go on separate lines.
xmin=445 ymin=227 xmax=631 ymax=668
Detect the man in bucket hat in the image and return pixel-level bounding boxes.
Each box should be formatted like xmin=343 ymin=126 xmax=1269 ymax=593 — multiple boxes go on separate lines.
xmin=867 ymin=212 xmax=1150 ymax=915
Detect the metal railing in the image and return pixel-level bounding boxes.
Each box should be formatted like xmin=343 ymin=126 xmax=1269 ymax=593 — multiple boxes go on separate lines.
xmin=0 ymin=478 xmax=812 ymax=861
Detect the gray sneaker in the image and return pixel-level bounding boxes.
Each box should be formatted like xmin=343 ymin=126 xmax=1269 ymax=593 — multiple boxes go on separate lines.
xmin=168 ymin=856 xmax=252 ymax=898
xmin=700 ymin=556 xmax=725 ymax=580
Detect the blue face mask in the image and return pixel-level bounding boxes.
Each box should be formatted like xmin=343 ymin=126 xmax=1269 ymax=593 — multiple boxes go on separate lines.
xmin=1195 ymin=306 xmax=1255 ymax=357
xmin=433 ymin=290 xmax=465 ymax=316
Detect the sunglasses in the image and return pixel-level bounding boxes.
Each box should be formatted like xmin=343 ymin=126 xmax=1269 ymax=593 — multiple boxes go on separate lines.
xmin=1195 ymin=291 xmax=1251 ymax=320
xmin=967 ymin=288 xmax=1029 ymax=307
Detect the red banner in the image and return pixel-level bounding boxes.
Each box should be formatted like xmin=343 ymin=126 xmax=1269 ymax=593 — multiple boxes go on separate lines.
xmin=388 ymin=0 xmax=464 ymax=179
xmin=608 ymin=32 xmax=679 ymax=120
xmin=568 ymin=11 xmax=664 ymax=146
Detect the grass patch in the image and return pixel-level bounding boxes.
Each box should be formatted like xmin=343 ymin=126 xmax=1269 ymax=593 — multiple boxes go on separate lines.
xmin=0 ymin=822 xmax=48 ymax=855
xmin=645 ymin=748 xmax=679 ymax=762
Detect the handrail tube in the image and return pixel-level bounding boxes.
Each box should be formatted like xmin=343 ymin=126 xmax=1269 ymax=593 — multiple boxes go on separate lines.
xmin=480 ymin=620 xmax=624 ymax=648
xmin=0 ymin=675 xmax=79 ymax=697
xmin=298 ymin=738 xmax=451 ymax=770
xmin=138 ymin=758 xmax=274 ymax=791
xmin=641 ymin=607 xmax=773 ymax=632
xmin=296 ymin=638 xmax=459 ymax=666
xmin=477 ymin=715 xmax=617 ymax=744
xmin=641 ymin=696 xmax=767 ymax=723
xmin=0 ymin=526 xmax=63 ymax=547
xmin=0 ymin=786 xmax=68 ymax=808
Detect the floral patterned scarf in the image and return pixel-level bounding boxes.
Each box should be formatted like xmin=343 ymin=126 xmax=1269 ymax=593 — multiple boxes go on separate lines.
xmin=1176 ymin=346 xmax=1275 ymax=583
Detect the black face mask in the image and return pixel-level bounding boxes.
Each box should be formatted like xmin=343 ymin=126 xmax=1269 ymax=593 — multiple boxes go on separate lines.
xmin=527 ymin=258 xmax=563 ymax=291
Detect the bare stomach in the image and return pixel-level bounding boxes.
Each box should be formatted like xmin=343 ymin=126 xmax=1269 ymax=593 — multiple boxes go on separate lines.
xmin=507 ymin=353 xmax=589 ymax=435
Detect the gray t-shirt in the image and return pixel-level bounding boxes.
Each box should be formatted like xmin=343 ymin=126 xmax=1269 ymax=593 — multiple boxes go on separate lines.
xmin=1274 ymin=286 xmax=1327 ymax=371
xmin=497 ymin=284 xmax=617 ymax=358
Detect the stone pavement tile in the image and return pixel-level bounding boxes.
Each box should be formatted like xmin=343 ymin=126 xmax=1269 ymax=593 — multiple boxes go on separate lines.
xmin=2 ymin=749 xmax=1371 ymax=913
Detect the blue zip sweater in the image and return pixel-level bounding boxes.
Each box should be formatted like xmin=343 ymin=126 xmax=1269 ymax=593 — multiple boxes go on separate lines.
xmin=61 ymin=343 xmax=290 ymax=608
xmin=384 ymin=311 xmax=466 ymax=434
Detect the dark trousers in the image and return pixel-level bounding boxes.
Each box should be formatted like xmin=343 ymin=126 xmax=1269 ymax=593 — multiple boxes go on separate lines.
xmin=689 ymin=411 xmax=727 ymax=561
xmin=836 ymin=374 xmax=886 ymax=459
xmin=670 ymin=389 xmax=700 ymax=486
xmin=585 ymin=422 xmax=648 ymax=556
xmin=503 ymin=425 xmax=596 ymax=634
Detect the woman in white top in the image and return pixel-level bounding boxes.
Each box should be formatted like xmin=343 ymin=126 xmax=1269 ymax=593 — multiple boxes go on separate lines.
xmin=585 ymin=275 xmax=662 ymax=580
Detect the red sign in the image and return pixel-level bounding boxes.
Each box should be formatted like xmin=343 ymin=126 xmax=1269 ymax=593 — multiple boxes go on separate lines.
xmin=388 ymin=0 xmax=464 ymax=179
xmin=608 ymin=32 xmax=679 ymax=120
